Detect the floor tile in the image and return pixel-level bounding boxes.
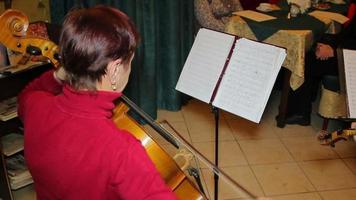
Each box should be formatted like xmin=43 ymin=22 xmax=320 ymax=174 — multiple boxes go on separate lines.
xmin=299 ymin=159 xmax=356 ymax=191
xmin=221 ymin=110 xmax=240 ymax=120
xmin=319 ymin=188 xmax=356 ymax=200
xmin=201 ymin=166 xmax=264 ymax=199
xmin=181 ymin=99 xmax=215 ymax=123
xmin=252 ymin=163 xmax=315 ymax=196
xmin=159 ymin=121 xmax=192 ymax=144
xmin=239 ymin=139 xmax=294 ymax=165
xmin=269 ymin=192 xmax=322 ymax=200
xmin=187 ymin=119 xmax=235 ymax=142
xmin=282 ymin=137 xmax=339 ymax=161
xmin=273 ymin=125 xmax=318 ymax=138
xmin=331 ymin=140 xmax=356 ymax=158
xmin=192 ymin=141 xmax=248 ymax=168
xmin=227 ymin=117 xmax=278 ymax=140
xmin=157 ymin=109 xmax=185 ymax=122
xmin=343 ymin=158 xmax=356 ymax=175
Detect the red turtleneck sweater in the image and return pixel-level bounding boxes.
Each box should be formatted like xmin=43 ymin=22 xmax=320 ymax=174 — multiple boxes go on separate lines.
xmin=18 ymin=70 xmax=176 ymax=200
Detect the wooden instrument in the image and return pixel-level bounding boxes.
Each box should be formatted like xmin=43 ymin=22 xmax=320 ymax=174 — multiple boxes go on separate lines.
xmin=318 ymin=129 xmax=356 ymax=147
xmin=115 ymin=96 xmax=260 ymax=199
xmin=112 ymin=97 xmax=206 ymax=199
xmin=0 ymin=9 xmax=60 ymax=67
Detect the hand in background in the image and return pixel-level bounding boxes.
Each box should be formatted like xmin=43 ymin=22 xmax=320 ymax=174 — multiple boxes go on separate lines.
xmin=315 ymin=43 xmax=334 ymax=60
xmin=351 ymin=122 xmax=356 ymax=129
xmin=54 ymin=67 xmax=67 ymax=83
xmin=352 ymin=122 xmax=356 ymax=141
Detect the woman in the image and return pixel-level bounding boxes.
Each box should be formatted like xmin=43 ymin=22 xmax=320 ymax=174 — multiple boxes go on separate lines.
xmin=18 ymin=6 xmax=176 ymax=200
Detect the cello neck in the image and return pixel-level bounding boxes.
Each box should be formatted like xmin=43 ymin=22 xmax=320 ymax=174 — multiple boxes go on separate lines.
xmin=120 ymin=95 xmax=179 ymax=148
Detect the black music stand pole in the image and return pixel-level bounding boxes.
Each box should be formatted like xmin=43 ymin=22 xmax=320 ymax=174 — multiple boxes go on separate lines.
xmin=212 ymin=106 xmax=220 ymax=200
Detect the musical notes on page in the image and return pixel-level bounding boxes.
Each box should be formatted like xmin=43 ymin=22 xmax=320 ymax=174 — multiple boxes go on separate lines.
xmin=213 ymin=38 xmax=286 ymax=123
xmin=343 ymin=49 xmax=356 ymax=118
xmin=175 ymin=29 xmax=235 ymax=103
xmin=176 ymin=28 xmax=286 ymax=123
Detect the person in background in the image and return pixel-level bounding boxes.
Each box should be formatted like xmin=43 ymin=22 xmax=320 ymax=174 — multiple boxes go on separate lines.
xmin=284 ymin=8 xmax=356 ymax=126
xmin=18 ymin=5 xmax=176 ymax=200
xmin=194 ymin=0 xmax=243 ymax=31
xmin=352 ymin=122 xmax=356 ymax=141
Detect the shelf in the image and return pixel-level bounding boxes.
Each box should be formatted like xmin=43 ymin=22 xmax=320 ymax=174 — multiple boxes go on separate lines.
xmin=12 ymin=183 xmax=36 ymax=200
xmin=1 ymin=133 xmax=24 ymax=157
xmin=0 ymin=97 xmax=17 ymax=122
xmin=5 ymin=154 xmax=33 ymax=190
xmin=0 ymin=61 xmax=50 ymax=199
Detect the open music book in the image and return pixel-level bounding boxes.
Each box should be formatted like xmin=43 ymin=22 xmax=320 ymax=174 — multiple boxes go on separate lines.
xmin=176 ymin=28 xmax=286 ymax=123
xmin=341 ymin=49 xmax=356 ymax=118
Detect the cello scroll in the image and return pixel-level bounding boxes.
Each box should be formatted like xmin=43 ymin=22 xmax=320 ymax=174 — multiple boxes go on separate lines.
xmin=0 ymin=9 xmax=60 ymax=67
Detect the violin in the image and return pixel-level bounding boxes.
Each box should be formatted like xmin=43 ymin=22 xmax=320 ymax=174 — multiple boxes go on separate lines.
xmin=318 ymin=129 xmax=356 ymax=147
xmin=0 ymin=9 xmax=60 ymax=67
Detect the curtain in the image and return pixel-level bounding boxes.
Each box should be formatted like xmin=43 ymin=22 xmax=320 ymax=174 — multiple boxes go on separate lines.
xmin=50 ymin=0 xmax=196 ymax=119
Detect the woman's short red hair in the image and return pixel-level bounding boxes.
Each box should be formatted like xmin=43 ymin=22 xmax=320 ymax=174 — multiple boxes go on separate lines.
xmin=59 ymin=5 xmax=140 ymax=90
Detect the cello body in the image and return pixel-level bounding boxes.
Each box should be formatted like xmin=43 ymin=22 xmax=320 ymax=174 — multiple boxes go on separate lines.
xmin=112 ymin=102 xmax=206 ymax=200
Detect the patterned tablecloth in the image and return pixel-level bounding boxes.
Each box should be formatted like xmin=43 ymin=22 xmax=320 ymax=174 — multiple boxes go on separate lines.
xmin=225 ymin=7 xmax=347 ymax=90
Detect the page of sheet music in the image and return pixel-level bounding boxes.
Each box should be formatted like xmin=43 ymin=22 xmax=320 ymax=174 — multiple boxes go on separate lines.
xmin=213 ymin=38 xmax=286 ymax=123
xmin=343 ymin=49 xmax=356 ymax=118
xmin=175 ymin=28 xmax=235 ymax=103
xmin=233 ymin=10 xmax=276 ymax=22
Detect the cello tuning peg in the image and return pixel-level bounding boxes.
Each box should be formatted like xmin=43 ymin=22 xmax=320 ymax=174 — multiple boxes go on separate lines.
xmin=26 ymin=45 xmax=42 ymax=56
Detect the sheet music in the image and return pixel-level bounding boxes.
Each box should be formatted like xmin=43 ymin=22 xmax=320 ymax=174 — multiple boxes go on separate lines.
xmin=233 ymin=10 xmax=276 ymax=22
xmin=175 ymin=28 xmax=235 ymax=103
xmin=309 ymin=11 xmax=349 ymax=24
xmin=213 ymin=38 xmax=286 ymax=123
xmin=343 ymin=49 xmax=356 ymax=118
xmin=176 ymin=29 xmax=286 ymax=123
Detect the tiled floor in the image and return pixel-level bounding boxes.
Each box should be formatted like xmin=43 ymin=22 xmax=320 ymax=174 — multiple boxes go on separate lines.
xmin=13 ymin=91 xmax=356 ymax=200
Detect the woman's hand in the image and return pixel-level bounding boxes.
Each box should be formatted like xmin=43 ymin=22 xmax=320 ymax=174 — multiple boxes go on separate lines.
xmin=315 ymin=43 xmax=334 ymax=60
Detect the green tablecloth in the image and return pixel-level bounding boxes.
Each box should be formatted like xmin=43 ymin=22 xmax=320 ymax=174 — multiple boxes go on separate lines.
xmin=243 ymin=0 xmax=349 ymax=41
xmin=243 ymin=14 xmax=328 ymax=41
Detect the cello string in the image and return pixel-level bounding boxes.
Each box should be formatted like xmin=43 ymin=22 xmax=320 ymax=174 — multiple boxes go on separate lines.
xmin=120 ymin=95 xmax=180 ymax=148
xmin=159 ymin=120 xmax=258 ymax=199
xmin=120 ymin=94 xmax=257 ymax=198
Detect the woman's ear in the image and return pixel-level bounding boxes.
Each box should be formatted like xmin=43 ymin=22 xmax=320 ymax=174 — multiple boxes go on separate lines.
xmin=106 ymin=59 xmax=123 ymax=91
xmin=107 ymin=58 xmax=122 ymax=78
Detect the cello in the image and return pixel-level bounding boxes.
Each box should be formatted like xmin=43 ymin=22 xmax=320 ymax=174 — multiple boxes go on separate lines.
xmin=114 ymin=96 xmax=268 ymax=199
xmin=112 ymin=97 xmax=206 ymax=199
xmin=0 ymin=9 xmax=60 ymax=68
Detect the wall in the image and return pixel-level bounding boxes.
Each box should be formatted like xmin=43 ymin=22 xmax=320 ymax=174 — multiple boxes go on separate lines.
xmin=0 ymin=0 xmax=51 ymax=22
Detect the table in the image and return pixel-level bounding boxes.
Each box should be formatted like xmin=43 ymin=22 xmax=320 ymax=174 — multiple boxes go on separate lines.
xmin=225 ymin=2 xmax=349 ymax=127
